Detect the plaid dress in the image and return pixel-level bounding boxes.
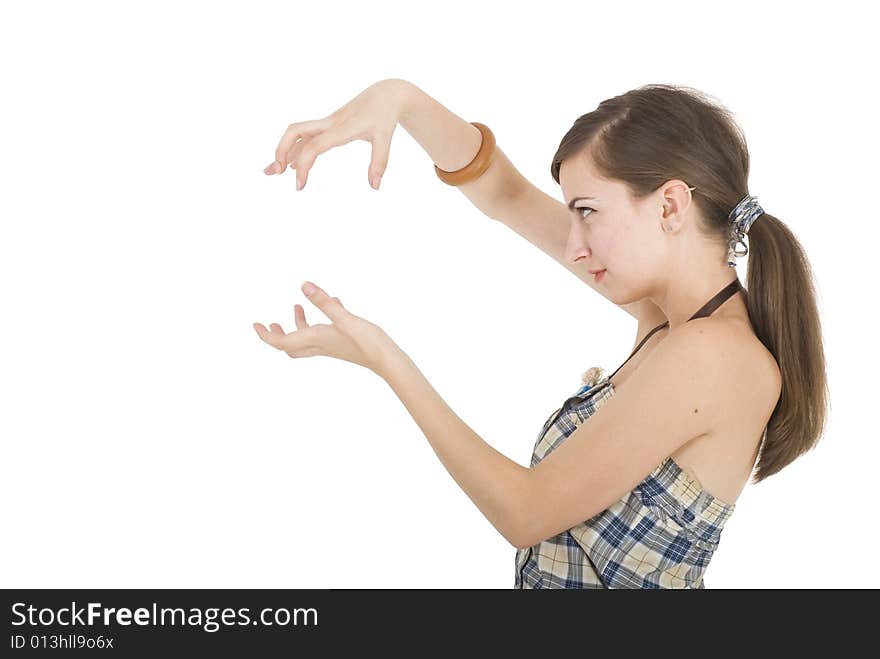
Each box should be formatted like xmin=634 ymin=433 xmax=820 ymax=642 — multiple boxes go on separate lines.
xmin=513 ymin=375 xmax=736 ymax=588
xmin=514 ymin=279 xmax=744 ymax=589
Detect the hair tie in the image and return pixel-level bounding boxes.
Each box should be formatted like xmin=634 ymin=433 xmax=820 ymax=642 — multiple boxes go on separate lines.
xmin=727 ymin=194 xmax=764 ymax=268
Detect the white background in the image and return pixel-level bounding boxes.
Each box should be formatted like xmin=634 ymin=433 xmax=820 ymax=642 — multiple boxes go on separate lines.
xmin=1 ymin=0 xmax=875 ymax=588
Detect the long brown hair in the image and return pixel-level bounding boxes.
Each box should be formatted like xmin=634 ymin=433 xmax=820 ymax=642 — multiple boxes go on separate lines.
xmin=550 ymin=84 xmax=828 ymax=484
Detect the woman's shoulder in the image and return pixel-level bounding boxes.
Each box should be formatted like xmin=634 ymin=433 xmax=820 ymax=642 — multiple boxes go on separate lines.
xmin=634 ymin=308 xmax=781 ymax=415
xmin=689 ymin=316 xmax=782 ymax=414
xmin=668 ymin=316 xmax=781 ymax=501
xmin=724 ymin=317 xmax=780 ymax=387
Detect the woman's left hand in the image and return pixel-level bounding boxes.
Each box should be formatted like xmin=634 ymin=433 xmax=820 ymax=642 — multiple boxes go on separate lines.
xmin=253 ymin=281 xmax=398 ymax=377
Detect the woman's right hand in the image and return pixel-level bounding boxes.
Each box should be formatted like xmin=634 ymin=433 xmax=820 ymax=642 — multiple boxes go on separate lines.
xmin=263 ymin=78 xmax=412 ymax=191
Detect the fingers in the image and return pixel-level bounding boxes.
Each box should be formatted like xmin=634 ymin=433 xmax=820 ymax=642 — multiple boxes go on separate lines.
xmin=252 ymin=323 xmax=280 ymax=348
xmin=368 ymin=133 xmax=392 ymax=190
xmin=254 ymin=316 xmax=325 ymax=361
xmin=281 ymin=138 xmax=306 ymax=173
xmin=290 ymin=129 xmax=353 ymax=190
xmin=254 ymin=286 xmax=346 ymax=354
xmin=266 ymin=118 xmax=385 ymax=192
xmin=253 ymin=320 xmax=287 ymax=340
xmin=254 ymin=321 xmax=306 ymax=356
xmin=269 ymin=118 xmax=330 ymax=175
xmin=294 ymin=303 xmax=308 ymax=330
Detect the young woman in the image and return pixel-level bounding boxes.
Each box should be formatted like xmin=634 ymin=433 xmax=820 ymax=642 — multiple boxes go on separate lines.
xmin=254 ymin=79 xmax=828 ymax=588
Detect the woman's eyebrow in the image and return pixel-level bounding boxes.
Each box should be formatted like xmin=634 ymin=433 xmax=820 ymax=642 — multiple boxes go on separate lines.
xmin=566 ymin=196 xmax=597 ymax=211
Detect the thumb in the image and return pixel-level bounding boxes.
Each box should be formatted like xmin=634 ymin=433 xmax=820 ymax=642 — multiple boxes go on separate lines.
xmin=302 ymin=281 xmax=345 ymax=323
xmin=368 ymin=136 xmax=391 ymax=190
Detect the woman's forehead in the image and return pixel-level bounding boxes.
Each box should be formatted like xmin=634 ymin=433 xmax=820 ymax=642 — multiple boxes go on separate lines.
xmin=560 ymin=153 xmax=613 ymax=190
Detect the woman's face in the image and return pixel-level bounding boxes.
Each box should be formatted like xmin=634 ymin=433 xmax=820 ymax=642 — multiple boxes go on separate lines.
xmin=558 ymin=151 xmax=668 ymax=305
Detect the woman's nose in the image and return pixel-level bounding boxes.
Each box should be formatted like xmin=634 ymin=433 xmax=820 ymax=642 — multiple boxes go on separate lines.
xmin=568 ymin=239 xmax=591 ymax=264
xmin=566 ymin=226 xmax=591 ymax=263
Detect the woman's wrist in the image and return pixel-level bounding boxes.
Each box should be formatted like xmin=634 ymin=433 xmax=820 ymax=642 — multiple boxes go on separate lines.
xmin=380 ymin=78 xmax=418 ymax=124
xmin=393 ymin=80 xmax=483 ymax=173
xmin=370 ymin=332 xmax=407 ymax=380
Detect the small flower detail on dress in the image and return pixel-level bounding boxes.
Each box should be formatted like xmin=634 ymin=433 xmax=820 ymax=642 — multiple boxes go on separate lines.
xmin=581 ymin=366 xmax=605 ymax=388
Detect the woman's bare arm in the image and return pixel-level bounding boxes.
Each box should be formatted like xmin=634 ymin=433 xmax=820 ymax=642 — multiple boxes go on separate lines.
xmin=396 ymin=79 xmax=666 ymax=332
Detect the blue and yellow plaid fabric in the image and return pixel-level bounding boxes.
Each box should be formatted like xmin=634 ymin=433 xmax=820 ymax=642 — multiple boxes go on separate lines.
xmin=514 ymin=375 xmax=736 ymax=589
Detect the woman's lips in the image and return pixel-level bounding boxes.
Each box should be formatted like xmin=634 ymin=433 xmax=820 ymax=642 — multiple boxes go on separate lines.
xmin=593 ymin=269 xmax=606 ymax=283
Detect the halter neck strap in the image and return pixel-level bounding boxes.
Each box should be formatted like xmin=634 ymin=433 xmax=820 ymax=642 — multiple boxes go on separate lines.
xmin=605 ymin=278 xmax=743 ymax=383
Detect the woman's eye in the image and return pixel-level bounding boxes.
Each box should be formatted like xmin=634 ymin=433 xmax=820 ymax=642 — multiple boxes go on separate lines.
xmin=577 ymin=207 xmax=595 ymax=220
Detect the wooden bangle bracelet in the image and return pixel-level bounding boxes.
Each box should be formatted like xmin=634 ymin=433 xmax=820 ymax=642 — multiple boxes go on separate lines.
xmin=434 ymin=122 xmax=496 ymax=186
